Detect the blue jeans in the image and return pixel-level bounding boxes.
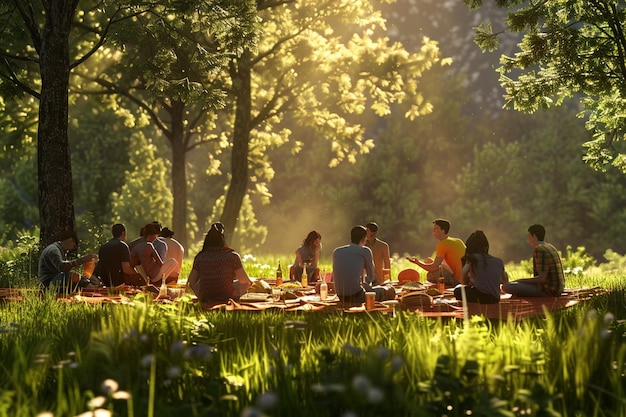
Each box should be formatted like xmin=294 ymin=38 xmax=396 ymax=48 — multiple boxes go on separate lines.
xmin=502 ymin=281 xmax=551 ymax=297
xmin=338 ymin=288 xmax=366 ymax=304
xmin=454 ymin=285 xmax=499 ymax=304
xmin=40 ymin=272 xmax=90 ymax=293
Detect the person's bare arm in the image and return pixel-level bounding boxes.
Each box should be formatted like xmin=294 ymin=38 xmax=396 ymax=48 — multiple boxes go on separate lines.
xmin=121 ymin=261 xmax=135 ymax=276
xmin=234 ymin=267 xmax=252 ymax=292
xmin=187 ymin=269 xmax=199 ymax=294
xmin=460 ymin=263 xmax=471 ymax=285
xmin=295 ymin=249 xmax=303 ymax=268
xmin=61 ymin=253 xmax=98 ymax=272
xmin=407 ymin=255 xmax=443 ymax=272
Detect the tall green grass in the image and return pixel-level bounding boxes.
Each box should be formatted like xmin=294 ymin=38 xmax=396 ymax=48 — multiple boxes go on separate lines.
xmin=0 ymin=269 xmax=625 ymax=416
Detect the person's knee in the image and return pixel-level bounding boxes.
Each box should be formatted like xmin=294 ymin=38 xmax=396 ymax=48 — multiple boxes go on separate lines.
xmin=453 ymin=286 xmax=462 ymax=299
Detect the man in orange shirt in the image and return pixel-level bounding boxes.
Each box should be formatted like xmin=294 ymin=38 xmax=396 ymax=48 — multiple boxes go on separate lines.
xmin=407 ymin=219 xmax=466 ymax=286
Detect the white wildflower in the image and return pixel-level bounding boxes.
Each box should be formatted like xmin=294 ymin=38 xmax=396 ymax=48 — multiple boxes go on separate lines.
xmin=101 ymin=379 xmax=119 ymax=395
xmin=87 ymin=396 xmax=107 ymax=409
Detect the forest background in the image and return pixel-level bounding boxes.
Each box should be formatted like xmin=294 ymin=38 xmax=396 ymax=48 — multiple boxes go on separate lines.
xmin=1 ymin=0 xmax=625 ymax=266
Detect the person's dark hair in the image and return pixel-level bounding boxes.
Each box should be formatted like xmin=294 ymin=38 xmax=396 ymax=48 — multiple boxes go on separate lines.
xmin=112 ymin=223 xmax=126 ymax=239
xmin=151 ymin=220 xmax=162 ymax=232
xmin=433 ymin=219 xmax=450 ymax=234
xmin=143 ymin=223 xmax=159 ymax=236
xmin=366 ymin=222 xmax=379 ymax=233
xmin=303 ymin=230 xmax=321 ymax=247
xmin=350 ymin=226 xmax=367 ymax=244
xmin=462 ymin=230 xmax=490 ymax=267
xmin=201 ymin=222 xmax=226 ymax=250
xmin=59 ymin=230 xmax=79 ymax=246
xmin=160 ymin=227 xmax=174 ymax=238
xmin=528 ymin=224 xmax=545 ymax=241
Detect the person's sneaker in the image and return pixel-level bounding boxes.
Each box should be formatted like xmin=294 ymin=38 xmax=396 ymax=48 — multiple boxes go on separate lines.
xmin=77 ymin=276 xmax=92 ymax=288
xmin=145 ymin=285 xmax=160 ymax=295
xmin=89 ymin=276 xmax=103 ymax=287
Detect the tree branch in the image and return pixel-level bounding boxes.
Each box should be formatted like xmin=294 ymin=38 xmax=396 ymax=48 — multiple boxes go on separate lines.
xmin=70 ymin=7 xmax=148 ymax=70
xmin=0 ymin=56 xmax=40 ymax=99
xmin=12 ymin=0 xmax=42 ymax=53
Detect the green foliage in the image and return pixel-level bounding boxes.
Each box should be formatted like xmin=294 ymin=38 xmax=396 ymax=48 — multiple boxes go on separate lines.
xmin=0 ymin=231 xmax=39 ymax=287
xmin=560 ymin=245 xmax=595 ymax=274
xmin=69 ymin=95 xmax=135 ymax=226
xmin=213 ymin=0 xmax=448 ymax=240
xmin=464 ymin=0 xmax=626 ymax=173
xmin=75 ymin=212 xmax=110 ymax=255
xmin=208 ymin=192 xmax=267 ymax=255
xmin=519 ymin=245 xmax=595 ymax=278
xmin=74 ymin=0 xmax=259 ymax=248
xmin=589 ymin=249 xmax=626 ymax=278
xmin=109 ymin=133 xmax=173 ymax=239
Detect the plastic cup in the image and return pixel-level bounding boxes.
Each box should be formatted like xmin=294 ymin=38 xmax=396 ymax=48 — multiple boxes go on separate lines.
xmin=271 ymin=288 xmax=281 ymax=302
xmin=83 ymin=259 xmax=96 ymax=278
xmin=365 ymin=292 xmax=376 ymax=310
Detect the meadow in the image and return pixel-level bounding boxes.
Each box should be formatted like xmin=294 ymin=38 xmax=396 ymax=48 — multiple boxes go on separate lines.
xmin=0 ymin=252 xmax=625 ymax=417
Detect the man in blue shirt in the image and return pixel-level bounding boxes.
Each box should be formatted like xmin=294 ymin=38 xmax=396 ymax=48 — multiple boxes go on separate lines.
xmin=332 ymin=225 xmax=376 ymax=303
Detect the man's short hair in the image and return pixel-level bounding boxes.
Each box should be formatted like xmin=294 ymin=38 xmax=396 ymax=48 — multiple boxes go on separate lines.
xmin=59 ymin=230 xmax=79 ymax=246
xmin=528 ymin=224 xmax=546 ymax=241
xmin=433 ymin=219 xmax=450 ymax=234
xmin=144 ymin=223 xmax=160 ymax=236
xmin=351 ymin=226 xmax=367 ymax=244
xmin=366 ymin=222 xmax=379 ymax=233
xmin=112 ymin=223 xmax=126 ymax=238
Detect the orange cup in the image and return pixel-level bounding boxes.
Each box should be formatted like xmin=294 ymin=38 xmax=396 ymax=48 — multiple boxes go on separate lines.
xmin=83 ymin=259 xmax=96 ymax=278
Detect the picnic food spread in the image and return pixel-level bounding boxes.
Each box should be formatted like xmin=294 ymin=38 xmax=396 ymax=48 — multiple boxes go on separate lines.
xmin=0 ymin=280 xmax=606 ymax=320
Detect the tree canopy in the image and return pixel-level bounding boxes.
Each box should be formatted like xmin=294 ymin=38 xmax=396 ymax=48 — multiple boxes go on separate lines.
xmin=464 ymin=0 xmax=626 ymax=172
xmin=212 ymin=0 xmax=449 ymax=238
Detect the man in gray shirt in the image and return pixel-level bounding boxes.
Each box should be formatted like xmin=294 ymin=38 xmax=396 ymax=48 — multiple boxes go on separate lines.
xmin=38 ymin=230 xmax=98 ymax=293
xmin=332 ymin=225 xmax=376 ymax=304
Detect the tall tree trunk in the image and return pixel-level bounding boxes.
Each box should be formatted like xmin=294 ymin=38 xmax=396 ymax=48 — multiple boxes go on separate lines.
xmin=170 ymin=100 xmax=188 ymax=249
xmin=221 ymin=50 xmax=252 ymax=235
xmin=37 ymin=0 xmax=79 ymax=247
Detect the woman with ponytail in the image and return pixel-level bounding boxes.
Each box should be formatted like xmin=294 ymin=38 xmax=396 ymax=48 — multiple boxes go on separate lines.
xmin=187 ymin=222 xmax=252 ymax=303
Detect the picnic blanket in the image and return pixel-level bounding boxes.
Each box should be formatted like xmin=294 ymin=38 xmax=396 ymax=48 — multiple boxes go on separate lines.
xmin=407 ymin=286 xmax=608 ymax=320
xmin=0 ymin=285 xmax=607 ymax=319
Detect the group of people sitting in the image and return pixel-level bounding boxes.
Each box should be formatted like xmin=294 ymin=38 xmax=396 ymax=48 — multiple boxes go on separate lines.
xmin=38 ymin=221 xmax=185 ymax=293
xmin=291 ymin=219 xmax=564 ymax=305
xmin=405 ymin=219 xmax=565 ymax=303
xmin=38 ymin=216 xmax=565 ymax=306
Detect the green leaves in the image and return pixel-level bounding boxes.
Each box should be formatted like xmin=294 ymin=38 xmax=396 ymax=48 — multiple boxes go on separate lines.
xmin=466 ymin=0 xmax=626 ymax=172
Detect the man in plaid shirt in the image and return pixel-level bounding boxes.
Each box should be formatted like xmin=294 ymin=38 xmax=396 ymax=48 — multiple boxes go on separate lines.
xmin=503 ymin=224 xmax=565 ymax=297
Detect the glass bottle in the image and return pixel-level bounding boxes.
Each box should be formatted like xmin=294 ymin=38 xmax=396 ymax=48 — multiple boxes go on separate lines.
xmin=275 ymin=261 xmax=283 ymax=286
xmin=437 ymin=265 xmax=445 ymax=293
xmin=320 ymin=280 xmax=328 ymax=300
xmin=301 ymin=267 xmax=308 ymax=287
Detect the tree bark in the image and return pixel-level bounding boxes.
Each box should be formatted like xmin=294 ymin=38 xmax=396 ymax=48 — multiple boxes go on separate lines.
xmin=37 ymin=0 xmax=79 ymax=247
xmin=221 ymin=50 xmax=252 ymax=235
xmin=169 ymin=100 xmax=188 ymax=249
